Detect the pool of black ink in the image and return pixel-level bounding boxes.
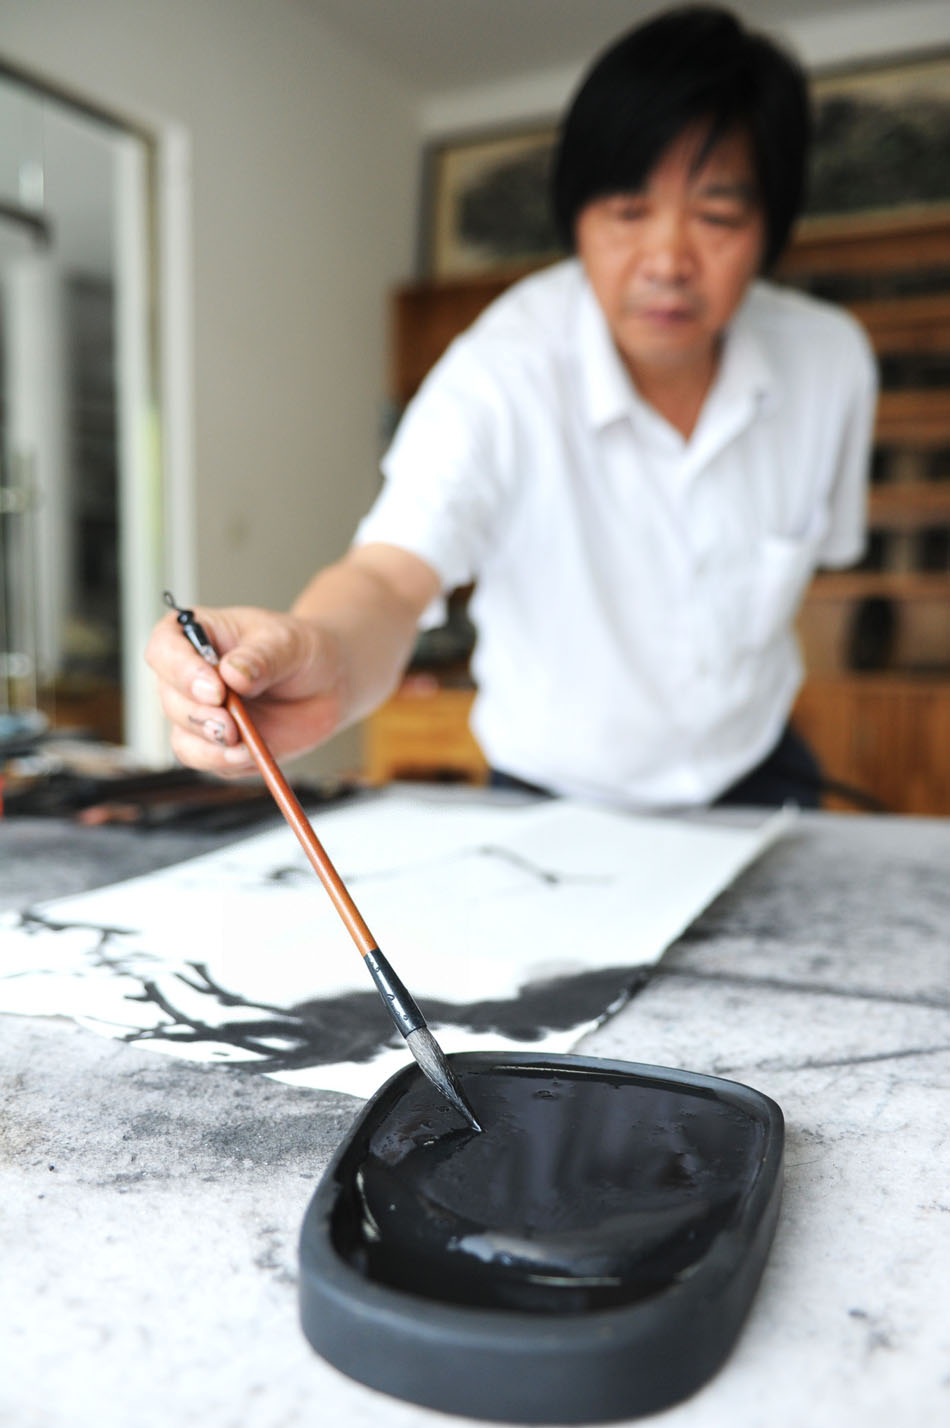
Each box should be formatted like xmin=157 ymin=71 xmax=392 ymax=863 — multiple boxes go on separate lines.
xmin=303 ymin=1056 xmax=783 ymax=1421
xmin=333 ymin=1062 xmax=768 ymax=1314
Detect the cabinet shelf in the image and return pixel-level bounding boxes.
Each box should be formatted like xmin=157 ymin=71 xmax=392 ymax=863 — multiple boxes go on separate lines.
xmin=851 ymin=294 xmax=950 ymax=353
xmin=875 ymin=390 xmax=950 ymax=446
xmin=810 ymin=571 xmax=950 ymax=600
xmin=867 ymin=482 xmax=950 ymax=527
xmin=779 ymin=208 xmax=950 ymax=277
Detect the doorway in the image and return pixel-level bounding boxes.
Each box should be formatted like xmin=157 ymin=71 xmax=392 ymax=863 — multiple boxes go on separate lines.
xmin=0 ymin=64 xmax=164 ymax=761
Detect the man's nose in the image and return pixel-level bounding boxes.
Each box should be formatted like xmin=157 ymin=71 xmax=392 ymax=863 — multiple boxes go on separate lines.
xmin=639 ymin=212 xmax=693 ymax=283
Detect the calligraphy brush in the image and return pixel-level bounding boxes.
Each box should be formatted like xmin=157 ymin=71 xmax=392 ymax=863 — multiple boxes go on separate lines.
xmin=163 ymin=592 xmax=481 ymax=1132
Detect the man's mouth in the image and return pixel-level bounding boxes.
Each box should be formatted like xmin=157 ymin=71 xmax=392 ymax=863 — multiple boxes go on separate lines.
xmin=620 ymin=294 xmax=701 ymax=325
xmin=637 ymin=303 xmax=697 ymax=323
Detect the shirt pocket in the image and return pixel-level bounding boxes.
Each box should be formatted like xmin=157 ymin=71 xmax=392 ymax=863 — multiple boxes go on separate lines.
xmin=740 ymin=525 xmax=822 ymax=650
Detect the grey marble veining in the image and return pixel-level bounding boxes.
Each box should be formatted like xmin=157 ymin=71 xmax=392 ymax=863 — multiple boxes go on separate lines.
xmin=0 ymin=1014 xmax=367 ymax=1428
xmin=2 ymin=805 xmax=948 ymax=1428
xmin=662 ymin=817 xmax=950 ymax=1005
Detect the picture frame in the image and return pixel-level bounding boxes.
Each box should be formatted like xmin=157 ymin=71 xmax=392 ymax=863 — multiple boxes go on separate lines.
xmin=805 ymin=50 xmax=950 ymax=223
xmin=415 ymin=49 xmax=950 ymax=276
xmin=418 ymin=122 xmax=564 ymax=279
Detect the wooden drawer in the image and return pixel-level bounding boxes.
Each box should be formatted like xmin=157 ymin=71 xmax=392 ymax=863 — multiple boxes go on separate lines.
xmin=363 ymin=682 xmax=487 ymax=785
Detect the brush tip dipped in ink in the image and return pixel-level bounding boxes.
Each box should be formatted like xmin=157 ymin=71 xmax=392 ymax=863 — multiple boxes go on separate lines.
xmin=363 ymin=944 xmax=481 ymax=1133
xmin=405 ymin=1026 xmax=481 ymax=1133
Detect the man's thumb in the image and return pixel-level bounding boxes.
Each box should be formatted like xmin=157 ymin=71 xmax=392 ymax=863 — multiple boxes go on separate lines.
xmin=218 ymin=643 xmax=279 ymax=697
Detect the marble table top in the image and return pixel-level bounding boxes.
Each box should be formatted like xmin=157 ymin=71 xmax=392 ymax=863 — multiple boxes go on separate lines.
xmin=1 ymin=800 xmax=948 ymax=1428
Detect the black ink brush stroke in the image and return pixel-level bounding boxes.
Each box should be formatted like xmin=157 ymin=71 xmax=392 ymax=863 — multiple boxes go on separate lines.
xmin=17 ymin=908 xmax=137 ymax=943
xmin=123 ymin=962 xmax=651 ymax=1073
xmin=13 ymin=908 xmax=150 ymax=973
xmin=263 ymin=842 xmax=611 ymax=891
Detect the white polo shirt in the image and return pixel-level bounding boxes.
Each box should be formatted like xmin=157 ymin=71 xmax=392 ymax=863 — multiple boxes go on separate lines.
xmin=355 ymin=259 xmax=877 ymax=808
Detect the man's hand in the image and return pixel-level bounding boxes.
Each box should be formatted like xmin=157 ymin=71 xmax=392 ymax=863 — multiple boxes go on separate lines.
xmin=145 ymin=606 xmax=344 ymax=774
xmin=145 ymin=543 xmax=441 ymax=775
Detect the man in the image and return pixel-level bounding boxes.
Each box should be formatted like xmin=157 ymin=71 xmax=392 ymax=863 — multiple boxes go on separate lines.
xmin=148 ymin=6 xmax=877 ymax=809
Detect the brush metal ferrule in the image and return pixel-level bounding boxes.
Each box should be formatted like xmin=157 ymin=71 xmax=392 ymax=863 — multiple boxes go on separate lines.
xmin=163 ymin=591 xmax=220 ymax=666
xmin=363 ymin=946 xmax=425 ymax=1039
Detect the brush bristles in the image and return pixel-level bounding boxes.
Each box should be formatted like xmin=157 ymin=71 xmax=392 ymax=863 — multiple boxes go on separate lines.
xmin=405 ymin=1027 xmax=481 ymax=1132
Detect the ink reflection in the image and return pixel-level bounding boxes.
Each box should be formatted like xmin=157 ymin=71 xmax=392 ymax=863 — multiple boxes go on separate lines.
xmin=342 ymin=1063 xmax=767 ymax=1314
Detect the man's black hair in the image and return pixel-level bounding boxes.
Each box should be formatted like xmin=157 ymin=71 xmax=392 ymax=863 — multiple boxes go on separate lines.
xmin=552 ymin=5 xmax=811 ymax=271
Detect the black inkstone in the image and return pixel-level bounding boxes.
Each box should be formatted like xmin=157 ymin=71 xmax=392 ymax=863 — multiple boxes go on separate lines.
xmin=299 ymin=1053 xmax=784 ymax=1423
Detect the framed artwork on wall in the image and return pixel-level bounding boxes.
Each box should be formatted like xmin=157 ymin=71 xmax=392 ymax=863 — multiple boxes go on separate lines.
xmin=418 ymin=122 xmax=564 ymax=278
xmin=416 ymin=50 xmax=950 ymax=275
xmin=805 ymin=50 xmax=950 ymax=224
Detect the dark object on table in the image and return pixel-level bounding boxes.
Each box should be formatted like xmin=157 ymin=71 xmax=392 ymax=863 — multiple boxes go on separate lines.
xmin=847 ymin=595 xmax=897 ymax=672
xmin=409 ymin=587 xmax=476 ymax=671
xmin=299 ymin=1053 xmax=784 ymax=1424
xmin=0 ymin=709 xmax=49 ymax=757
xmin=4 ymin=765 xmax=354 ymax=831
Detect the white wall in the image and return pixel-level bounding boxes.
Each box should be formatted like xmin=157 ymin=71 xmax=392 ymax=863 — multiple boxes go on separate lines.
xmin=2 ymin=0 xmax=419 ymax=771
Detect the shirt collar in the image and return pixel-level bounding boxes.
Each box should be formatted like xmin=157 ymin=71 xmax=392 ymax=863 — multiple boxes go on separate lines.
xmin=576 ymin=271 xmax=636 ymax=430
xmin=681 ymin=285 xmax=779 ymax=474
xmin=575 ymin=271 xmax=778 ymax=434
xmin=710 ymin=283 xmax=777 ymax=417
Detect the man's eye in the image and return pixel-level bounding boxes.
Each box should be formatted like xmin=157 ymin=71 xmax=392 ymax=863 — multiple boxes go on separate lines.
xmin=606 ymin=199 xmax=646 ymax=223
xmin=699 ymin=208 xmax=745 ymax=228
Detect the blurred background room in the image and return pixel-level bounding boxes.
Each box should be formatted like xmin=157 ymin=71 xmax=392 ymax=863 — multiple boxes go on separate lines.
xmin=1 ymin=0 xmax=949 ymax=817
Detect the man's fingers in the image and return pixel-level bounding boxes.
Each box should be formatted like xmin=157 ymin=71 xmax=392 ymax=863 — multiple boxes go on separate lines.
xmin=169 ymin=725 xmax=248 ymax=777
xmin=215 ymin=616 xmax=326 ymax=700
xmin=159 ymin=683 xmax=238 ymax=750
xmin=148 ymin=605 xmax=344 ymax=775
xmin=146 ymin=611 xmax=226 ymax=705
xmin=148 ymin=607 xmax=334 ymax=703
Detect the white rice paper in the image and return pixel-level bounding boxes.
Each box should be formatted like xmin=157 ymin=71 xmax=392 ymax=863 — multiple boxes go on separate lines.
xmin=0 ymin=793 xmax=790 ymax=1097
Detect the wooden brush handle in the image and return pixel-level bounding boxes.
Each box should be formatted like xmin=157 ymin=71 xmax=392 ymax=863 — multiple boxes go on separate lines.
xmin=225 ymin=690 xmax=377 ymax=958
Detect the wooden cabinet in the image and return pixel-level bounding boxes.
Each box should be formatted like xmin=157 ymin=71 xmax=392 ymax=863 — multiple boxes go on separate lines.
xmin=783 ymin=213 xmax=950 ymax=812
xmin=390 ymin=268 xmax=534 ymax=407
xmin=370 ymin=213 xmax=950 ymax=813
xmin=794 ymin=677 xmax=950 ymax=815
xmin=364 ymin=681 xmax=486 ymax=786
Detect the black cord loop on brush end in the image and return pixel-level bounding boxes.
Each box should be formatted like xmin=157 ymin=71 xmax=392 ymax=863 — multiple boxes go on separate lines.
xmin=163 ymin=590 xmax=219 ymax=665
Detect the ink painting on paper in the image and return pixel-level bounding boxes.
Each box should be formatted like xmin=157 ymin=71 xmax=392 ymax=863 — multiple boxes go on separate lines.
xmin=0 ymin=794 xmax=788 ymax=1098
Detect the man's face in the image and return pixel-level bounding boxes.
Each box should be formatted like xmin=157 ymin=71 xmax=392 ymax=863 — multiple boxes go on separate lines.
xmin=575 ymin=125 xmax=766 ymax=387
